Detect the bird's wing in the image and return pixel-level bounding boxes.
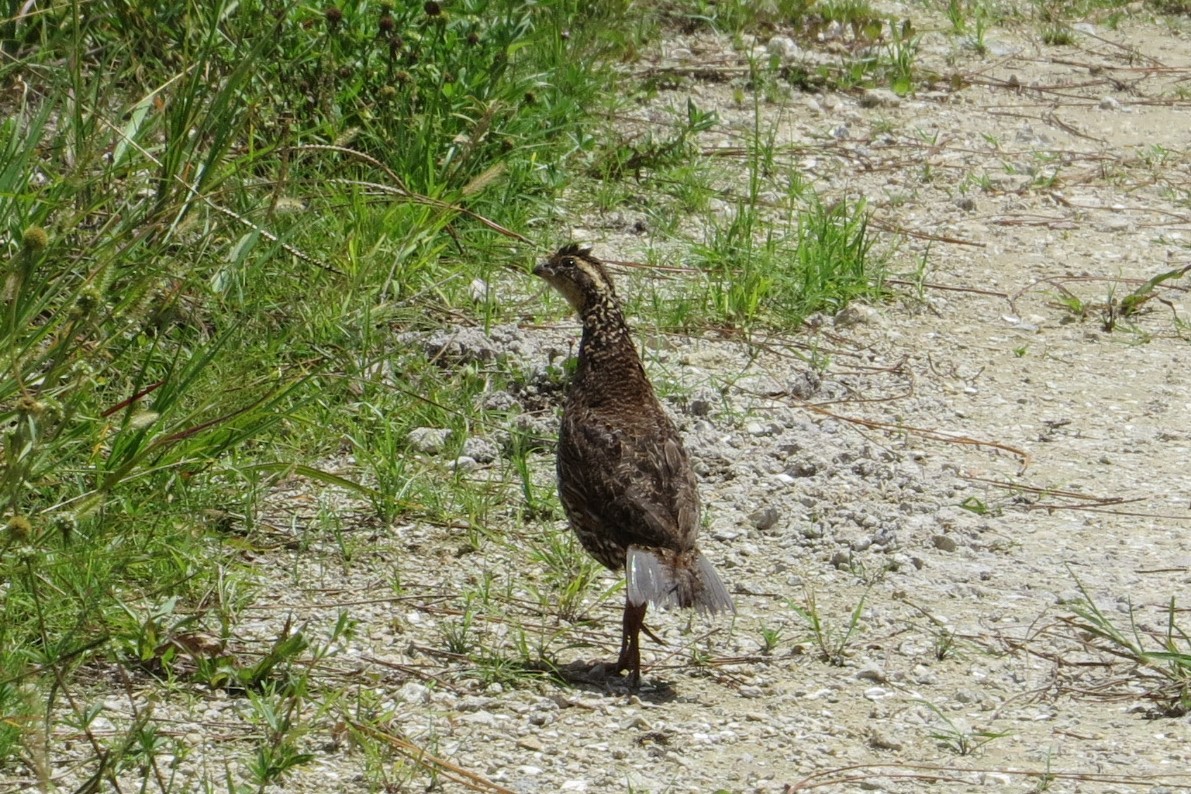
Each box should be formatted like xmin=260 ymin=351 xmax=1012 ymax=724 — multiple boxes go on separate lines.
xmin=560 ymin=413 xmax=700 ymax=550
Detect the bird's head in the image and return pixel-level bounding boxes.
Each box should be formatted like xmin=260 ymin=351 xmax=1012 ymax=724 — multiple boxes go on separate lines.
xmin=533 ymin=244 xmax=618 ymax=314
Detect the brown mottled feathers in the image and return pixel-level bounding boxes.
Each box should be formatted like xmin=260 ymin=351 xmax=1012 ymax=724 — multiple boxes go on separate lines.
xmin=533 ymin=245 xmax=733 ymax=618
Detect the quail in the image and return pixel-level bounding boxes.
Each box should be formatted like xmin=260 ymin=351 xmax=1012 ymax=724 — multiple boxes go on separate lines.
xmin=534 ymin=244 xmax=734 ymax=687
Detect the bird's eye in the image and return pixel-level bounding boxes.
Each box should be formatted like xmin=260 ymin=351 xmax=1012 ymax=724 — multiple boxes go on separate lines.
xmin=563 ymin=258 xmax=574 ymax=266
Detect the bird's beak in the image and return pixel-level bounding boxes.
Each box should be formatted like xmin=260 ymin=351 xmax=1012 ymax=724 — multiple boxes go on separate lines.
xmin=532 ymin=261 xmax=550 ymax=278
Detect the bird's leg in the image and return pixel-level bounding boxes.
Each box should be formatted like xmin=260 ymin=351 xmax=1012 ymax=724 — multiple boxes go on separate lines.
xmin=615 ymin=596 xmax=648 ymax=688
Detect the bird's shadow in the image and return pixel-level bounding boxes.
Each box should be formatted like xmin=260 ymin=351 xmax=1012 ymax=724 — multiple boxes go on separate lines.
xmin=554 ymin=659 xmax=678 ymax=704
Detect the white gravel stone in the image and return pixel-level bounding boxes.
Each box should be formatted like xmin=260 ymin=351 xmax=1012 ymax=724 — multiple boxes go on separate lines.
xmin=766 ymin=36 xmax=802 ymax=62
xmin=408 ymin=426 xmax=451 ymax=454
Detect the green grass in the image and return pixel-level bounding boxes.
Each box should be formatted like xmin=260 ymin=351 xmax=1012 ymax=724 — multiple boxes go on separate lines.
xmin=676 ymin=0 xmax=817 ymax=33
xmin=1063 ymin=574 xmax=1191 ymax=716
xmin=789 ymin=585 xmax=870 ymax=666
xmin=679 ymin=191 xmax=883 ymax=332
xmin=919 ymin=699 xmax=1012 ymax=756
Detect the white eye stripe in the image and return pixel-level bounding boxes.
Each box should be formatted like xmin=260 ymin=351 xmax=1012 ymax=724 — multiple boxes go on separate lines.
xmin=576 ymin=260 xmax=613 ymax=295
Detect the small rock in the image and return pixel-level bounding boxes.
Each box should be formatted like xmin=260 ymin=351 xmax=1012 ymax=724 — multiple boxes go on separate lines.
xmin=408 ymin=427 xmax=451 ymax=454
xmin=478 ymin=390 xmax=520 ymax=413
xmin=932 ymin=534 xmax=958 ymax=553
xmin=955 ymin=196 xmax=976 ymax=212
xmin=869 ymin=728 xmax=904 ymax=751
xmin=749 ymin=506 xmax=781 ymax=531
xmin=449 ymin=455 xmax=478 ymax=472
xmin=464 ymin=710 xmax=497 ymax=726
xmin=468 ymin=278 xmax=490 ymax=303
xmin=398 ymin=682 xmax=431 ymax=704
xmin=712 ymin=525 xmax=744 ymax=542
xmin=834 ymin=304 xmax=879 ymax=328
xmin=786 ymin=461 xmax=818 ymax=478
xmin=463 ymin=437 xmax=500 ymax=463
xmin=787 ymin=371 xmax=821 ymax=399
xmin=856 ymin=663 xmax=887 ymax=683
xmin=1098 ymin=96 xmax=1120 ymax=111
xmin=803 ymin=312 xmax=830 ymax=328
xmin=708 ymin=198 xmax=731 ymax=218
xmin=621 ymin=714 xmax=652 ymax=730
xmin=766 ymin=35 xmax=802 ymax=62
xmin=422 ymin=327 xmax=498 ymax=364
xmin=688 ymin=397 xmax=713 ymax=417
xmin=859 ymin=88 xmax=901 ymax=108
xmin=955 ymin=687 xmax=982 ymax=703
xmin=456 ymin=696 xmax=492 ymax=712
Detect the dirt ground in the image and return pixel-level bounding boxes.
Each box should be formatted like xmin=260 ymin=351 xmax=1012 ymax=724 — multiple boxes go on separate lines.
xmin=22 ymin=5 xmax=1191 ymax=793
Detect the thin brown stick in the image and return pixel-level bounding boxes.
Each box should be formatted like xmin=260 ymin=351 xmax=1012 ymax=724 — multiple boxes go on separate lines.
xmin=959 ymin=475 xmax=1134 ymax=505
xmin=885 ymin=278 xmax=1009 ymax=299
xmin=789 ymin=762 xmax=1191 ymax=791
xmin=788 ymin=402 xmax=1032 ymax=468
xmin=346 ymin=719 xmax=517 ymax=794
xmin=357 ymin=655 xmax=464 ymax=693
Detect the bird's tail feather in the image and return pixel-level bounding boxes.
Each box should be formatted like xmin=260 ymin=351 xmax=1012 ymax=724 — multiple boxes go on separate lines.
xmin=627 ymin=546 xmax=734 ymax=615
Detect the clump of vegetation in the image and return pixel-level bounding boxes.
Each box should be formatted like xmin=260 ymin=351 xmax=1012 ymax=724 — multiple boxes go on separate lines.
xmin=0 ymin=0 xmax=627 ymax=781
xmin=1064 ymin=577 xmax=1191 ymax=717
xmin=686 ymin=192 xmax=883 ymax=332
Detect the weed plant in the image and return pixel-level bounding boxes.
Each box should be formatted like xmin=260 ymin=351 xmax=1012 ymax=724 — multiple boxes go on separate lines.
xmin=689 ymin=187 xmax=883 ymax=331
xmin=1065 ymin=576 xmax=1191 ymax=716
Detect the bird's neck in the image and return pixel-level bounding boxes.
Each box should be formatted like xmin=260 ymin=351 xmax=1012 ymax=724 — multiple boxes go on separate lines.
xmin=575 ymin=298 xmax=649 ymax=387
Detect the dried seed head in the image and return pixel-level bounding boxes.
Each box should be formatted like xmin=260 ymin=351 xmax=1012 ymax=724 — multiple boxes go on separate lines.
xmin=73 ymin=286 xmax=102 ymax=317
xmin=466 ymin=31 xmax=479 ymax=46
xmin=6 ymin=515 xmax=32 ymax=542
xmin=378 ymin=84 xmax=398 ymax=100
xmin=379 ymin=13 xmax=395 ymax=34
xmin=423 ymin=1 xmax=441 ymax=16
xmin=16 ymin=396 xmax=44 ymax=416
xmin=22 ymin=225 xmax=48 ymax=252
xmin=324 ymin=6 xmax=342 ymax=28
